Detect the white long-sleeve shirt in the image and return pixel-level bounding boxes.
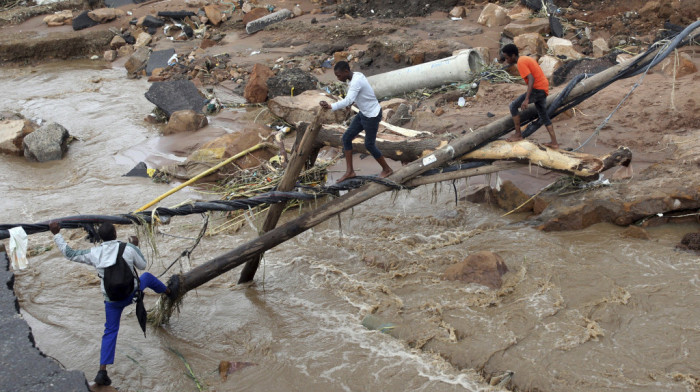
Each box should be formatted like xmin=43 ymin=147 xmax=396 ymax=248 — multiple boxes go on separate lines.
xmin=331 ymin=72 xmax=381 ymax=118
xmin=53 ymin=233 xmax=146 ymax=301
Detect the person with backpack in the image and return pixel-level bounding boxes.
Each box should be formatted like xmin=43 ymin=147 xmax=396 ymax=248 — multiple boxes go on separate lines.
xmin=48 ymin=221 xmax=177 ymax=386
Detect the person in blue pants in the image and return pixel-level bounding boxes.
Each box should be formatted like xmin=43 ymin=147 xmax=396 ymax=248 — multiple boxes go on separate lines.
xmin=49 ymin=221 xmax=177 ymax=386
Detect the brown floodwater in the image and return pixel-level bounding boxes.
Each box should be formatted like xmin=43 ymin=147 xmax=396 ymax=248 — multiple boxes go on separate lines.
xmin=2 ymin=61 xmax=699 ymax=392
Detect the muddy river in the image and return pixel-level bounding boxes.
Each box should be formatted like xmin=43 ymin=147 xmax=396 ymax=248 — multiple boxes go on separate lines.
xmin=2 ymin=62 xmax=699 ymax=392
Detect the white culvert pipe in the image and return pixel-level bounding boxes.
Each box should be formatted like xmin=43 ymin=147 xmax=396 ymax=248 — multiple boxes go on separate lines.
xmin=246 ymin=9 xmax=293 ymax=34
xmin=367 ymin=49 xmax=484 ymax=99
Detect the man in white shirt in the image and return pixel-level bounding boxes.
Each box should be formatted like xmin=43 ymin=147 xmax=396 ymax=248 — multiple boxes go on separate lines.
xmin=320 ymin=61 xmax=393 ymax=182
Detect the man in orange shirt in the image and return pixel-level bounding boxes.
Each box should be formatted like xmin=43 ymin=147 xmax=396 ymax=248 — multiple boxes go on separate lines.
xmin=500 ymin=44 xmax=559 ymax=149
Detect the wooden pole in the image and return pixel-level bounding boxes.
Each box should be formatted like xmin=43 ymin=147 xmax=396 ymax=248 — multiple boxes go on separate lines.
xmin=172 ymin=45 xmax=658 ymax=297
xmin=238 ymin=110 xmax=325 ymax=283
xmin=404 ymin=162 xmax=523 ymax=187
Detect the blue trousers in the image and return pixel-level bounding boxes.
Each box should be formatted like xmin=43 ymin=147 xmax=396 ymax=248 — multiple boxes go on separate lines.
xmin=342 ymin=109 xmax=383 ymax=159
xmin=100 ymin=272 xmax=166 ymax=365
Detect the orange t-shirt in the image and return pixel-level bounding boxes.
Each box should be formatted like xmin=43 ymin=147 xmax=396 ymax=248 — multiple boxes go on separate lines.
xmin=517 ymin=56 xmax=549 ymax=95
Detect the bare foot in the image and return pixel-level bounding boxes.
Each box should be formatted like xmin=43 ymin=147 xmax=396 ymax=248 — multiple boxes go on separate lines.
xmin=379 ymin=169 xmax=393 ymax=178
xmin=544 ymin=142 xmax=559 ymax=149
xmin=506 ymin=135 xmax=523 ymax=142
xmin=336 ymin=171 xmax=356 ymax=183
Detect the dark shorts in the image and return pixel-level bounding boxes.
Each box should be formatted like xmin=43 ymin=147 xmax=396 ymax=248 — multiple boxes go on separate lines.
xmin=342 ymin=109 xmax=383 ymax=159
xmin=509 ymin=89 xmax=551 ymax=126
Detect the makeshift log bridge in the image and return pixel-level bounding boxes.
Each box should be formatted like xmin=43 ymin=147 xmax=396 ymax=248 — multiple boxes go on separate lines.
xmin=162 ymin=29 xmax=691 ymax=309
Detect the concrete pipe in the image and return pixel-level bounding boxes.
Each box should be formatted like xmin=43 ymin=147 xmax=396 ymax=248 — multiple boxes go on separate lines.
xmin=367 ymin=49 xmax=484 ymax=99
xmin=246 ymin=9 xmax=293 ymax=34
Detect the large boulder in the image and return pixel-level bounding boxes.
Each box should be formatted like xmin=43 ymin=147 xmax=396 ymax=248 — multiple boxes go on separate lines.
xmin=242 ymin=7 xmax=268 ymax=24
xmin=146 ymin=48 xmax=175 ymax=76
xmin=493 ymin=180 xmax=534 ymax=212
xmin=145 ymin=79 xmax=208 ymax=118
xmin=163 ymin=110 xmax=208 ymax=135
xmin=592 ymin=38 xmax=610 ymax=58
xmin=160 ymin=124 xmax=276 ymax=180
xmin=449 ymin=6 xmax=466 ymax=18
xmin=659 ymin=52 xmax=697 ymax=78
xmin=442 ymin=251 xmax=509 ymax=289
xmin=387 ymin=103 xmax=410 ymax=126
xmin=0 ymin=119 xmax=35 ymax=155
xmin=124 ymin=46 xmax=150 ymax=75
xmin=134 ymin=31 xmax=152 ymax=48
xmin=22 ymin=122 xmax=70 ymax=162
xmin=204 ymin=5 xmax=222 ymax=26
xmin=88 ymin=8 xmax=125 ymax=23
xmin=477 ymin=3 xmax=510 ymax=28
xmin=503 ymin=18 xmax=550 ymax=38
xmin=72 ymin=10 xmax=100 ymax=31
xmin=547 ymin=37 xmax=583 ymax=60
xmin=538 ymin=55 xmax=563 ymax=81
xmin=266 ymin=68 xmax=319 ymax=100
xmin=267 ymin=89 xmax=349 ymax=125
xmin=43 ymin=10 xmax=73 ymax=27
xmin=110 ymin=35 xmax=126 ymax=50
xmin=244 ymin=63 xmax=275 ymax=103
xmin=508 ymin=4 xmax=532 ymax=21
xmin=513 ymin=32 xmax=546 ymax=57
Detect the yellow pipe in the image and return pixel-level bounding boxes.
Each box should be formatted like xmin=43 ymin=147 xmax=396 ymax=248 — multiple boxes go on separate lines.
xmin=134 ymin=143 xmax=267 ymax=213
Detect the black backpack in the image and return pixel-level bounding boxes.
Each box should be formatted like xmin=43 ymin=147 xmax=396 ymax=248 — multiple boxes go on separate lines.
xmin=103 ymin=242 xmax=137 ymax=301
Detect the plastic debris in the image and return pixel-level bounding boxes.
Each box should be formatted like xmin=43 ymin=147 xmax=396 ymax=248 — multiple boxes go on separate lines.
xmin=167 ymin=53 xmax=178 ymax=66
xmin=458 ymin=97 xmax=466 ymax=107
xmin=8 ymin=226 xmax=28 ymax=270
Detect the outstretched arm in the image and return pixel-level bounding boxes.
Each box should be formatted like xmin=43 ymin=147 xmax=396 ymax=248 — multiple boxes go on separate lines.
xmin=331 ymin=80 xmax=360 ymax=111
xmin=49 ymin=221 xmax=94 ymax=266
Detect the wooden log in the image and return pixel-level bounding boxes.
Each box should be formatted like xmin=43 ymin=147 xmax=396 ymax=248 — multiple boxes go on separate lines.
xmin=462 ymin=140 xmax=632 ymax=177
xmin=238 ymin=111 xmax=325 ymax=283
xmin=404 ymin=162 xmax=523 ymax=187
xmin=317 ymin=125 xmax=446 ymax=163
xmin=172 ymin=45 xmax=660 ymax=297
xmin=317 ymin=126 xmax=631 ymax=177
xmin=348 ymin=106 xmax=431 ymax=138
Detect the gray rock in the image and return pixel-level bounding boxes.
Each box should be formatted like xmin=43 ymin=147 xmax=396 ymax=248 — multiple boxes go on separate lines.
xmin=144 ymin=80 xmax=208 ymax=118
xmin=22 ymin=122 xmax=70 ymax=162
xmin=388 ymin=103 xmax=410 ymax=126
xmin=141 ymin=15 xmax=165 ymax=28
xmin=267 ymin=68 xmax=319 ymax=99
xmin=146 ymin=48 xmax=175 ymax=76
xmin=124 ymin=46 xmax=151 ymax=75
xmin=0 ymin=251 xmax=90 ymax=391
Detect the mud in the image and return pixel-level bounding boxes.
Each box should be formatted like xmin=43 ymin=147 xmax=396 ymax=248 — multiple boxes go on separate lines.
xmin=0 ymin=0 xmax=699 ymax=391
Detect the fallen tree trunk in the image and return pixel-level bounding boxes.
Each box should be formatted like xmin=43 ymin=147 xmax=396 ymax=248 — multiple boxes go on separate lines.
xmin=171 ymin=44 xmax=662 ymax=301
xmin=318 ymin=124 xmax=446 ymax=163
xmin=318 ymin=126 xmax=631 ymax=177
xmin=462 ymin=140 xmax=631 ymax=178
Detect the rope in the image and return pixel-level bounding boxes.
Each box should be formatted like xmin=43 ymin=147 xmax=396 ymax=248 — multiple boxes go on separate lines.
xmin=157 ymin=214 xmax=208 ymax=278
xmin=0 ymin=177 xmax=404 ymax=240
